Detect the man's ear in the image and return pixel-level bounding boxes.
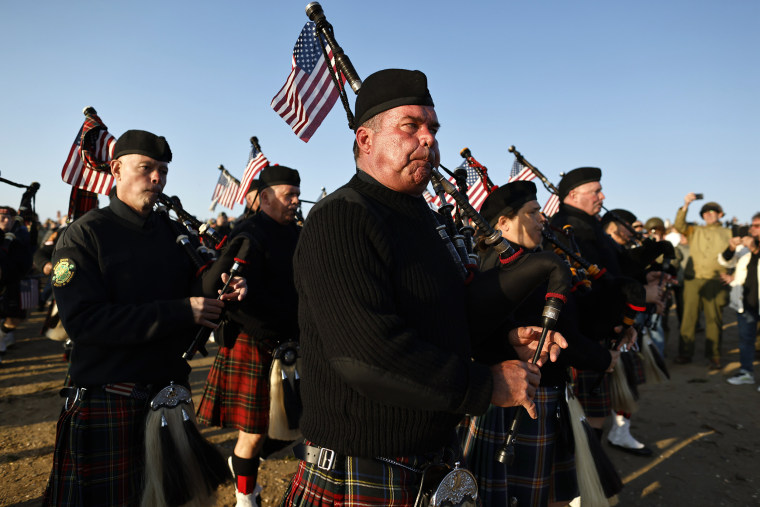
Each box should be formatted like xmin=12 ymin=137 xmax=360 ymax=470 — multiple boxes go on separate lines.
xmin=355 ymin=127 xmax=372 ymax=156
xmin=110 ymin=158 xmax=121 ymax=179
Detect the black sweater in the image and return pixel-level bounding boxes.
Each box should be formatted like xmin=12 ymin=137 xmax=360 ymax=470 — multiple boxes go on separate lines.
xmin=294 ymin=172 xmax=493 ymax=457
xmin=52 ymin=195 xmax=202 ymax=387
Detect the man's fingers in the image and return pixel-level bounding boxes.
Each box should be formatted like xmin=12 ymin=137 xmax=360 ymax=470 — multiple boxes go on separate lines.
xmin=522 ymin=399 xmax=538 ymax=420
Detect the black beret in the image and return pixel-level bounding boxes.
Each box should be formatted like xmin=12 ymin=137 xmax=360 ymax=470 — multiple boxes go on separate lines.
xmin=601 ymin=208 xmax=636 ymax=228
xmin=354 ymin=69 xmax=434 ymax=129
xmin=700 ymin=201 xmax=723 ymax=215
xmin=113 ymin=130 xmax=172 ymax=162
xmin=480 ymin=181 xmax=538 ymax=225
xmin=260 ymin=165 xmax=300 ymax=188
xmin=558 ymin=167 xmax=602 ymax=201
xmin=246 ymin=178 xmax=262 ymax=196
xmin=0 ymin=206 xmax=16 ymax=215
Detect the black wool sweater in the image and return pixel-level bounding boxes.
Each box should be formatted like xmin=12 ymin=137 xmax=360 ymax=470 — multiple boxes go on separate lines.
xmin=294 ymin=172 xmax=493 ymax=457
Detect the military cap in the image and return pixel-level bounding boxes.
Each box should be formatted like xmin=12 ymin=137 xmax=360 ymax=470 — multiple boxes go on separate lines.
xmin=601 ymin=208 xmax=636 ymax=228
xmin=260 ymin=165 xmax=300 ymax=187
xmin=645 ymin=217 xmax=665 ymax=231
xmin=353 ymin=69 xmax=434 ymax=129
xmin=700 ymin=201 xmax=723 ymax=216
xmin=113 ymin=129 xmax=172 ymax=162
xmin=480 ymin=181 xmax=538 ymax=225
xmin=558 ymin=167 xmax=602 ymax=201
xmin=0 ymin=205 xmax=16 ymax=215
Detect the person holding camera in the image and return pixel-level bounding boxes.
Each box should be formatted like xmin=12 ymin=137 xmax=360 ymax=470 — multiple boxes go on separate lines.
xmin=673 ymin=192 xmax=732 ymax=368
xmin=718 ymin=213 xmax=760 ymax=388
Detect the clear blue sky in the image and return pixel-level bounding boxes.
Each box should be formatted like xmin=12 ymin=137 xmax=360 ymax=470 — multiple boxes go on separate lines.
xmin=1 ymin=0 xmax=758 ymax=227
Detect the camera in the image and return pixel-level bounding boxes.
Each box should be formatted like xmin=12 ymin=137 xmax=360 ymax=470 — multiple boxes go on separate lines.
xmin=694 ymin=193 xmax=704 ymax=200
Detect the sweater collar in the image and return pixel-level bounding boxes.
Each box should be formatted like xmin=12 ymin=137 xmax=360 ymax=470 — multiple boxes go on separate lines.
xmin=109 ymin=192 xmax=154 ymax=228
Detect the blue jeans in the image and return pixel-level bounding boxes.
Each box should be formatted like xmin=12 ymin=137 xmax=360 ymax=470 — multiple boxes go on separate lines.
xmin=736 ymin=311 xmax=758 ymax=373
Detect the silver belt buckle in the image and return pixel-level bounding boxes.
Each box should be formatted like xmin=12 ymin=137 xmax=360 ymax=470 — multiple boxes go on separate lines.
xmin=317 ymin=447 xmax=336 ymax=470
xmin=65 ymin=387 xmax=86 ymax=410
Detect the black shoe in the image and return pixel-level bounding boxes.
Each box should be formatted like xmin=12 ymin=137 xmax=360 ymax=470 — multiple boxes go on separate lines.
xmin=608 ymin=442 xmax=654 ymax=457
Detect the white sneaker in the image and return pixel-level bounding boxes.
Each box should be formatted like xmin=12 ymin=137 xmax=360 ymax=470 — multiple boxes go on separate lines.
xmin=234 ymin=483 xmax=262 ymax=507
xmin=727 ymin=370 xmax=755 ymax=385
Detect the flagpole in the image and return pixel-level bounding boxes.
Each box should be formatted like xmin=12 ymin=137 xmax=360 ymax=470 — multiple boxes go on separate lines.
xmin=507 ymin=145 xmax=559 ymax=195
xmin=305 ymin=2 xmax=360 ymax=128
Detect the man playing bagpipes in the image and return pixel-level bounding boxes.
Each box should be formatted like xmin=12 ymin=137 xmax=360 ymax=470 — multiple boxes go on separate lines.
xmin=459 ymin=181 xmax=621 ymax=506
xmin=196 ymin=165 xmax=302 ymax=507
xmin=546 ymin=168 xmax=666 ymax=459
xmin=280 ymin=68 xmax=570 ymax=507
xmin=42 ymin=130 xmax=248 ymax=507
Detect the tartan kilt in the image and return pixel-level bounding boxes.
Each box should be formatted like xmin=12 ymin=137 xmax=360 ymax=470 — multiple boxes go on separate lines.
xmin=196 ymin=333 xmax=273 ymax=434
xmin=628 ymin=350 xmax=646 ymax=385
xmin=280 ymin=448 xmax=431 ymax=506
xmin=572 ymin=368 xmax=611 ymax=418
xmin=458 ymin=386 xmax=578 ymax=507
xmin=42 ymin=392 xmax=151 ymax=507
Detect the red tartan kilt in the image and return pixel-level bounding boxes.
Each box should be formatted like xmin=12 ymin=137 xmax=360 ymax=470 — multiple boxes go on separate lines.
xmin=196 ymin=333 xmax=273 ymax=434
xmin=572 ymin=368 xmax=612 ymax=418
xmin=43 ymin=393 xmax=150 ymax=506
xmin=280 ymin=448 xmax=425 ymax=506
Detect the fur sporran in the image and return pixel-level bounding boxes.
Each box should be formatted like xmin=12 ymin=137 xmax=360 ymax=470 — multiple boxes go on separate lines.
xmin=268 ymin=341 xmax=302 ymax=441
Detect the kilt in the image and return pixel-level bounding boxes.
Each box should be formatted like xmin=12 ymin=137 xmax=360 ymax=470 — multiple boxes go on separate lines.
xmin=280 ymin=447 xmax=438 ymax=506
xmin=459 ymin=387 xmax=578 ymax=507
xmin=572 ymin=368 xmax=611 ymax=418
xmin=42 ymin=390 xmax=151 ymax=507
xmin=196 ymin=333 xmax=272 ymax=434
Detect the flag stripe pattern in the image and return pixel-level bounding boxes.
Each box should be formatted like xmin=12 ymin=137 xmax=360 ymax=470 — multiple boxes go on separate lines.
xmin=270 ymin=21 xmax=345 ymax=142
xmin=212 ymin=171 xmax=240 ymax=210
xmin=542 ymin=193 xmax=560 ymax=217
xmin=508 ymin=159 xmax=536 ymax=183
xmin=236 ymin=148 xmax=269 ymax=204
xmin=460 ymin=159 xmax=489 ymax=211
xmin=61 ymin=113 xmax=116 ymax=195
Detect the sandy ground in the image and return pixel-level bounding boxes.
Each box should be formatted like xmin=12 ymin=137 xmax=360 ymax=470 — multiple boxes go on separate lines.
xmin=1 ymin=308 xmax=759 ymax=506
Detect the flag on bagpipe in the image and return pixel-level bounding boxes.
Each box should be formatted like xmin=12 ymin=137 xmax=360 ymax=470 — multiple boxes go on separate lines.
xmin=459 ymin=158 xmax=489 ymax=211
xmin=542 ymin=193 xmax=560 ymax=217
xmin=425 ymin=159 xmax=488 ymax=212
xmin=211 ymin=166 xmax=240 ymax=210
xmin=236 ymin=143 xmax=269 ymax=205
xmin=61 ymin=108 xmax=116 ymax=194
xmin=508 ymin=157 xmax=536 ymax=183
xmin=271 ymin=21 xmax=346 ymax=142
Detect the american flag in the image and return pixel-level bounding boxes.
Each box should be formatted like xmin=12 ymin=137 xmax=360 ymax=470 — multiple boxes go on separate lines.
xmin=508 ymin=158 xmax=536 ymax=183
xmin=271 ymin=22 xmax=346 ymax=142
xmin=61 ymin=111 xmax=116 ymax=194
xmin=211 ymin=169 xmax=240 ymax=210
xmin=459 ymin=159 xmax=489 ymax=211
xmin=236 ymin=145 xmax=269 ymax=204
xmin=542 ymin=193 xmax=560 ymax=217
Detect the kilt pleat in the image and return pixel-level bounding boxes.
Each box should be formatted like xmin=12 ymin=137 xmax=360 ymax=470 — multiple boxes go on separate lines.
xmin=196 ymin=333 xmax=272 ymax=434
xmin=42 ymin=392 xmax=150 ymax=506
xmin=459 ymin=386 xmax=578 ymax=507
